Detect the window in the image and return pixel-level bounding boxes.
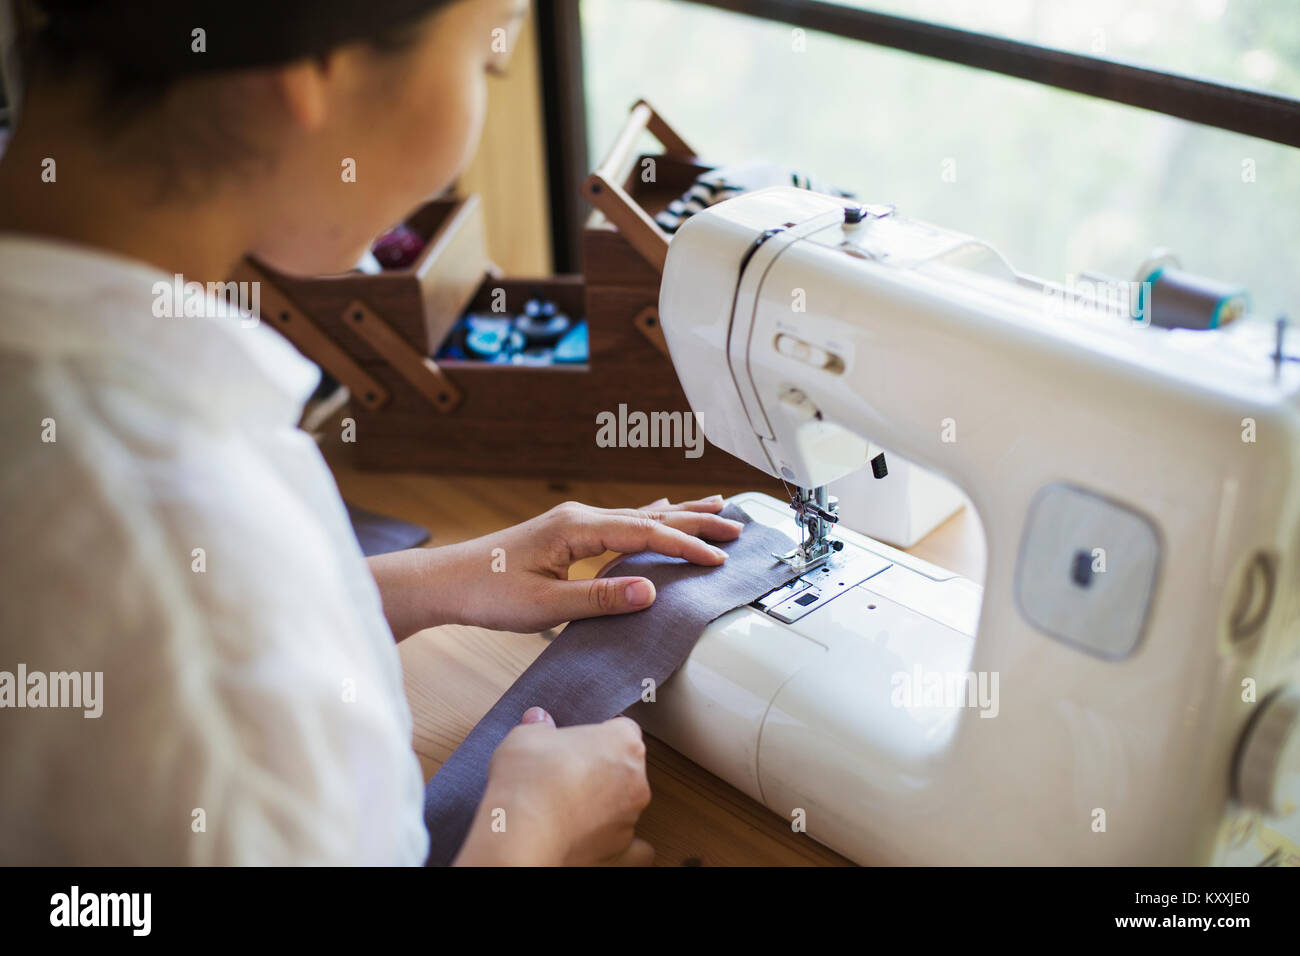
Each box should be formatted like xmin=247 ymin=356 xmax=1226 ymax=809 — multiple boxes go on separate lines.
xmin=568 ymin=0 xmax=1298 ymax=318
xmin=827 ymin=0 xmax=1300 ymax=98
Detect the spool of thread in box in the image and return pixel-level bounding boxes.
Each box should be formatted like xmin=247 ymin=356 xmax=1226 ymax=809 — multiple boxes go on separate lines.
xmin=1138 ymin=267 xmax=1248 ymax=330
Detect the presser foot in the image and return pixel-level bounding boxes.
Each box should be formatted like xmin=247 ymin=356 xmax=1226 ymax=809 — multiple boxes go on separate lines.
xmin=773 ymin=539 xmax=844 ymax=573
xmin=780 ymin=487 xmax=842 ymax=572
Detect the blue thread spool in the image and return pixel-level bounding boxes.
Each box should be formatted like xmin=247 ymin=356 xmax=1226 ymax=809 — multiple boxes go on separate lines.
xmin=514 ymin=297 xmax=571 ymax=346
xmin=463 ymin=314 xmax=512 ymax=359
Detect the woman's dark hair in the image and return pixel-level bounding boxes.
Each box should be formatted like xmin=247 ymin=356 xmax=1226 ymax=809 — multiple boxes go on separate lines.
xmin=28 ymin=0 xmax=454 ymax=95
xmin=17 ymin=0 xmax=456 ymax=193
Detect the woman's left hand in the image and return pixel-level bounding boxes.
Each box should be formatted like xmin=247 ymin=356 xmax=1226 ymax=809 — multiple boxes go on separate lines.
xmin=438 ymin=494 xmax=743 ymax=634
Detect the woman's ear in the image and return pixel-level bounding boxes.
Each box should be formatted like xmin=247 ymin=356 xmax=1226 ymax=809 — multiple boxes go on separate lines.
xmin=273 ymin=59 xmax=332 ymax=131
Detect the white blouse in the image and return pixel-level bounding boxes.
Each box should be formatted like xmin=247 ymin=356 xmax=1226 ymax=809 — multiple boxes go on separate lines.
xmin=0 ymin=236 xmax=429 ymax=864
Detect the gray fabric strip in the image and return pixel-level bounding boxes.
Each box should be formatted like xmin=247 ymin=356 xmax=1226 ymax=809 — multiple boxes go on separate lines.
xmin=345 ymin=502 xmax=430 ymax=556
xmin=422 ymin=503 xmax=798 ymax=866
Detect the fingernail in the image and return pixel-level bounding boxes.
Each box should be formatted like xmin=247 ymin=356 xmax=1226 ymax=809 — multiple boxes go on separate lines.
xmin=708 ymin=494 xmax=724 ymax=502
xmin=626 ymin=580 xmax=654 ymax=607
xmin=711 ymin=545 xmax=728 ymax=560
xmin=521 ymin=706 xmax=549 ymax=724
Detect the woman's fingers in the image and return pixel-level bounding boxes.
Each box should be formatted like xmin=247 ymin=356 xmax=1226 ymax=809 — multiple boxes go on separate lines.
xmin=578 ymin=512 xmax=739 ymax=566
xmin=520 ymin=706 xmax=556 ymax=727
xmin=645 ymin=509 xmax=743 ymax=542
xmin=550 ymin=575 xmax=658 ymax=620
xmin=548 ymin=498 xmax=741 ymax=566
xmin=605 ymin=507 xmax=742 ymax=544
xmin=599 ymin=837 xmax=656 ymax=867
xmin=636 ymin=494 xmax=726 ymax=513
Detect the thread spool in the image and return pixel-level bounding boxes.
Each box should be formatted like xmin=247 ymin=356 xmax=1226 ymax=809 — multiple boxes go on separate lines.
xmin=463 ymin=315 xmax=512 ymax=359
xmin=514 ymin=297 xmax=572 ymax=346
xmin=1138 ymin=266 xmax=1249 ymax=330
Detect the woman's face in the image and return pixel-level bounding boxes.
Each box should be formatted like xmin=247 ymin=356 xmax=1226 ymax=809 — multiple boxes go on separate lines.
xmin=250 ymin=0 xmax=527 ymax=275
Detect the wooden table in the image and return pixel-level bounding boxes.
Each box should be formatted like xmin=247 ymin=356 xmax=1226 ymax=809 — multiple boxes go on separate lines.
xmin=324 ymin=435 xmax=985 ymax=866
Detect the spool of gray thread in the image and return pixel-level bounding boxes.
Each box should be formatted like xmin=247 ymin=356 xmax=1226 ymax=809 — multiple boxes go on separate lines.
xmin=1141 ymin=267 xmax=1248 ymax=330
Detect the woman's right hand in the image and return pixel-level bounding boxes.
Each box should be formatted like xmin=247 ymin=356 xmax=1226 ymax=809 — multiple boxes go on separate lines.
xmin=452 ymin=708 xmax=654 ymax=866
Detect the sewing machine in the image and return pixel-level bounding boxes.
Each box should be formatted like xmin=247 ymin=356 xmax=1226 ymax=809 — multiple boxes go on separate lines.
xmin=631 ymin=185 xmax=1300 ymax=865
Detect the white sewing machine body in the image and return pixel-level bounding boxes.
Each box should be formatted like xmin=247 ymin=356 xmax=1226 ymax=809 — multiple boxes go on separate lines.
xmin=639 ymin=186 xmax=1300 ymax=865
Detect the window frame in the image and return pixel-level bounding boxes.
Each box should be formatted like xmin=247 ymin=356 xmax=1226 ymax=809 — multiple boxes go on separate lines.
xmin=537 ymin=0 xmax=1300 ymax=270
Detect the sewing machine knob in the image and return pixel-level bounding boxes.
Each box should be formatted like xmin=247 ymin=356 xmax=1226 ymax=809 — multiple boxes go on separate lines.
xmin=776 ymin=334 xmax=837 ymax=370
xmin=1235 ymin=687 xmax=1300 ymax=818
xmin=778 ymin=386 xmax=820 ymax=422
xmin=777 ymin=334 xmax=812 ymax=362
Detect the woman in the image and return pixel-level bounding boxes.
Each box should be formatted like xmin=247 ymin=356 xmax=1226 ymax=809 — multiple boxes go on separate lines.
xmin=0 ymin=0 xmax=742 ymax=865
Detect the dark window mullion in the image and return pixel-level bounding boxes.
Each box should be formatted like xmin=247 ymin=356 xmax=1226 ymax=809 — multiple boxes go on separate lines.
xmin=536 ymin=0 xmax=589 ymax=274
xmin=684 ymin=0 xmax=1300 ymax=148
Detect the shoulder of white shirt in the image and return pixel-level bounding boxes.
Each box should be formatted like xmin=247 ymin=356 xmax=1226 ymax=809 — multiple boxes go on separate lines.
xmin=0 ymin=233 xmax=320 ymax=428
